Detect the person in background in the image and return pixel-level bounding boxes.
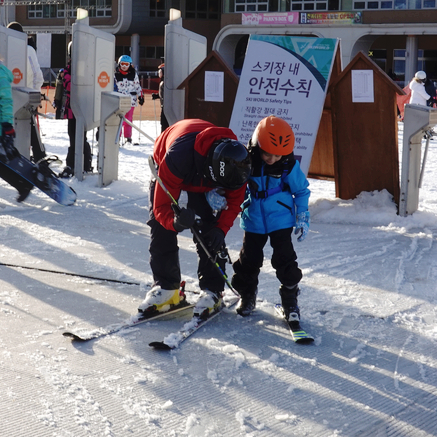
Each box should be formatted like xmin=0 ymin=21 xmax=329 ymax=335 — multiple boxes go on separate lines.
xmin=0 ymin=60 xmax=34 ymax=202
xmin=7 ymin=22 xmax=46 ymax=162
xmin=114 ymin=55 xmax=144 ymax=144
xmin=409 ymin=71 xmax=431 ymax=106
xmin=53 ymin=69 xmax=65 ymax=119
xmin=151 ymin=63 xmax=169 ymax=133
xmin=231 ymin=116 xmax=310 ymax=323
xmin=139 ymin=119 xmax=252 ymax=320
xmin=424 ymin=77 xmax=437 ymax=107
xmin=58 ymin=42 xmax=93 ymax=178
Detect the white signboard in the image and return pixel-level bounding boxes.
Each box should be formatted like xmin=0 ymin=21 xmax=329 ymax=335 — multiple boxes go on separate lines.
xmin=205 ymin=71 xmax=224 ymax=102
xmin=352 ymin=70 xmax=374 ymax=103
xmin=229 ymin=35 xmax=339 ymax=175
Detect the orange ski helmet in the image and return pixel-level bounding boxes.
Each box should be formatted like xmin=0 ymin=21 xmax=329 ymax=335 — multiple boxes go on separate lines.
xmin=251 ymin=115 xmax=295 ymax=156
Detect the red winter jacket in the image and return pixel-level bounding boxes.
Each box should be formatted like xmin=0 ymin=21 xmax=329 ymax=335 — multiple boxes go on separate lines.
xmin=152 ymin=119 xmax=246 ymax=234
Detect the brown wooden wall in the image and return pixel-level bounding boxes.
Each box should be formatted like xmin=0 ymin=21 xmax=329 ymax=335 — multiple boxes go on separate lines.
xmin=307 ymin=46 xmax=342 ymax=180
xmin=330 ymin=53 xmax=400 ymax=205
xmin=180 ymin=51 xmax=239 ymax=128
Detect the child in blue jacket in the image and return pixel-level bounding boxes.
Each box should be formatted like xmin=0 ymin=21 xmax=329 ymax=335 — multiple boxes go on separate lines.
xmin=231 ymin=116 xmax=310 ymax=322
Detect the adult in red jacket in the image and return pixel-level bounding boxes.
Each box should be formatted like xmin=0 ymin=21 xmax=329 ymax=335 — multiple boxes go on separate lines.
xmin=139 ymin=119 xmax=252 ymax=318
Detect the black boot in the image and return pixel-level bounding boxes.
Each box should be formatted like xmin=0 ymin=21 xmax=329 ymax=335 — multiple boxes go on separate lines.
xmin=17 ymin=186 xmax=32 ymax=203
xmin=279 ymin=284 xmax=300 ymax=322
xmin=236 ymin=289 xmax=257 ymax=317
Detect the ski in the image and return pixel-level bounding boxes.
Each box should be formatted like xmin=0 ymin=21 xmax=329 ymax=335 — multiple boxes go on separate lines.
xmin=63 ymin=282 xmax=193 ymax=341
xmin=149 ymin=296 xmax=240 ymax=350
xmin=274 ymin=304 xmax=314 ymax=344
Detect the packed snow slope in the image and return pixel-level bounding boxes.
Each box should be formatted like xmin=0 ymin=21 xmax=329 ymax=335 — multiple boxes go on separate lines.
xmin=0 ymin=119 xmax=436 ymax=437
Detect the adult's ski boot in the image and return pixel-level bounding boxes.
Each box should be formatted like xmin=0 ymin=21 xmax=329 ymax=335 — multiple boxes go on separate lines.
xmin=138 ymin=285 xmax=181 ymax=313
xmin=193 ymin=290 xmax=223 ymax=320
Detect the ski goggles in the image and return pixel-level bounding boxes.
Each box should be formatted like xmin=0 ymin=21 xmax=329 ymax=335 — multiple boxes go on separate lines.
xmin=120 ymin=62 xmax=130 ymax=68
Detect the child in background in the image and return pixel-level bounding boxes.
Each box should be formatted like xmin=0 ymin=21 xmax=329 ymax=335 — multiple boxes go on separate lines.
xmin=53 ymin=69 xmax=65 ymax=119
xmin=114 ymin=55 xmax=144 ymax=144
xmin=231 ymin=115 xmax=310 ymax=322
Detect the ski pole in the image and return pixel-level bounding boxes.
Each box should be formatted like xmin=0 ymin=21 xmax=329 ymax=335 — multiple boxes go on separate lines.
xmin=138 ymin=104 xmax=142 ymax=144
xmin=148 ymin=156 xmax=239 ymax=297
xmin=120 ymin=115 xmax=155 ymax=143
xmin=153 ymin=99 xmax=158 ymax=137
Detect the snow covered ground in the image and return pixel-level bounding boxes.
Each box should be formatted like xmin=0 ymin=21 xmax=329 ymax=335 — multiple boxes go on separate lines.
xmin=0 ymin=119 xmax=436 ymax=436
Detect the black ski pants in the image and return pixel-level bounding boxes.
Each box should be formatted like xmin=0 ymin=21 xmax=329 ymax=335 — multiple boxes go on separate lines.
xmin=147 ymin=179 xmax=226 ymax=293
xmin=231 ymin=228 xmax=302 ymax=297
xmin=0 ymin=162 xmax=34 ymax=195
xmin=31 ymin=115 xmax=46 ymax=163
xmin=66 ymin=118 xmax=92 ymax=171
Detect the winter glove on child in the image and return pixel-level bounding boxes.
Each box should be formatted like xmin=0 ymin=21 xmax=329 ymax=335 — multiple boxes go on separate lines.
xmin=151 ymin=93 xmax=160 ymax=100
xmin=138 ymin=95 xmax=144 ymax=106
xmin=206 ymin=189 xmax=227 ymax=212
xmin=204 ymin=227 xmax=225 ymax=253
xmin=294 ymin=211 xmax=310 ymax=242
xmin=173 ymin=205 xmax=195 ymax=232
xmin=0 ymin=123 xmax=19 ymax=161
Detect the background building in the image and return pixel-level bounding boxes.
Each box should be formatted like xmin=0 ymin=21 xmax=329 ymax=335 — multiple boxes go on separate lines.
xmin=1 ymin=0 xmax=436 ymax=89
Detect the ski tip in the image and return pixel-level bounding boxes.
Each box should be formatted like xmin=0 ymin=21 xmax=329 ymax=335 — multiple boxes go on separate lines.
xmin=149 ymin=341 xmax=173 ymax=350
xmin=62 ymin=332 xmax=87 ymax=341
xmin=294 ymin=336 xmax=315 ymax=344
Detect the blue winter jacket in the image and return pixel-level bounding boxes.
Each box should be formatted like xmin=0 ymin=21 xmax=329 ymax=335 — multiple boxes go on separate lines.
xmin=0 ymin=63 xmax=14 ymax=136
xmin=240 ymin=151 xmax=310 ymax=234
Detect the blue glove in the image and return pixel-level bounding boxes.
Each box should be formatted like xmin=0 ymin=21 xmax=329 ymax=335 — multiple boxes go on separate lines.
xmin=206 ymin=189 xmax=227 ymax=212
xmin=294 ymin=211 xmax=310 ymax=242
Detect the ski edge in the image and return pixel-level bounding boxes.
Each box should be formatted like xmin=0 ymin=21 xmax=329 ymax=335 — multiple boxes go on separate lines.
xmin=62 ymin=301 xmax=194 ymax=342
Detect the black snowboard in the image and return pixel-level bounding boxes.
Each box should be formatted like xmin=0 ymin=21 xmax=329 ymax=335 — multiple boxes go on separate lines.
xmin=0 ymin=155 xmax=76 ymax=206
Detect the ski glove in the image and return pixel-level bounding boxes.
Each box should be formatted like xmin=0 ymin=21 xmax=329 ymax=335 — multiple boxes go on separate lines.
xmin=206 ymin=189 xmax=227 ymax=212
xmin=204 ymin=227 xmax=225 ymax=253
xmin=151 ymin=93 xmax=160 ymax=100
xmin=294 ymin=211 xmax=310 ymax=242
xmin=138 ymin=95 xmax=144 ymax=106
xmin=2 ymin=122 xmax=15 ymax=138
xmin=173 ymin=206 xmax=195 ymax=232
xmin=1 ymin=123 xmax=19 ymax=161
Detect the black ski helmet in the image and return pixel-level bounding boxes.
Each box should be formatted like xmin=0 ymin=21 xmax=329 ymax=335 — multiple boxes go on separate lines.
xmin=7 ymin=22 xmax=24 ymax=33
xmin=205 ymin=139 xmax=251 ymax=190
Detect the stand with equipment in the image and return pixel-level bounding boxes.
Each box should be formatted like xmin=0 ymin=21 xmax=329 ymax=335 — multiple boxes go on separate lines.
xmin=70 ymin=11 xmax=116 ymax=181
xmin=12 ymin=88 xmax=41 ymax=159
xmin=1 ymin=24 xmax=39 ymax=159
xmin=98 ymin=92 xmax=131 ymax=187
xmin=399 ymin=104 xmax=437 ymax=216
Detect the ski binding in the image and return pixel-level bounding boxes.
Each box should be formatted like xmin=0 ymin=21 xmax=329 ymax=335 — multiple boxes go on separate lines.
xmin=274 ymin=304 xmax=314 ymax=344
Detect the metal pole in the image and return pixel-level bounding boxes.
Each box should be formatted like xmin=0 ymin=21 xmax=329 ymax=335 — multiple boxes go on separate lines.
xmin=120 ymin=115 xmax=155 ymax=143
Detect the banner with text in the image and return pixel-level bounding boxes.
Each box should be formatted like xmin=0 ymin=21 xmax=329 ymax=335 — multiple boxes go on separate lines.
xmin=242 ymin=12 xmax=300 ymax=26
xmin=300 ymin=12 xmax=362 ymax=24
xmin=229 ymin=35 xmax=338 ymax=175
